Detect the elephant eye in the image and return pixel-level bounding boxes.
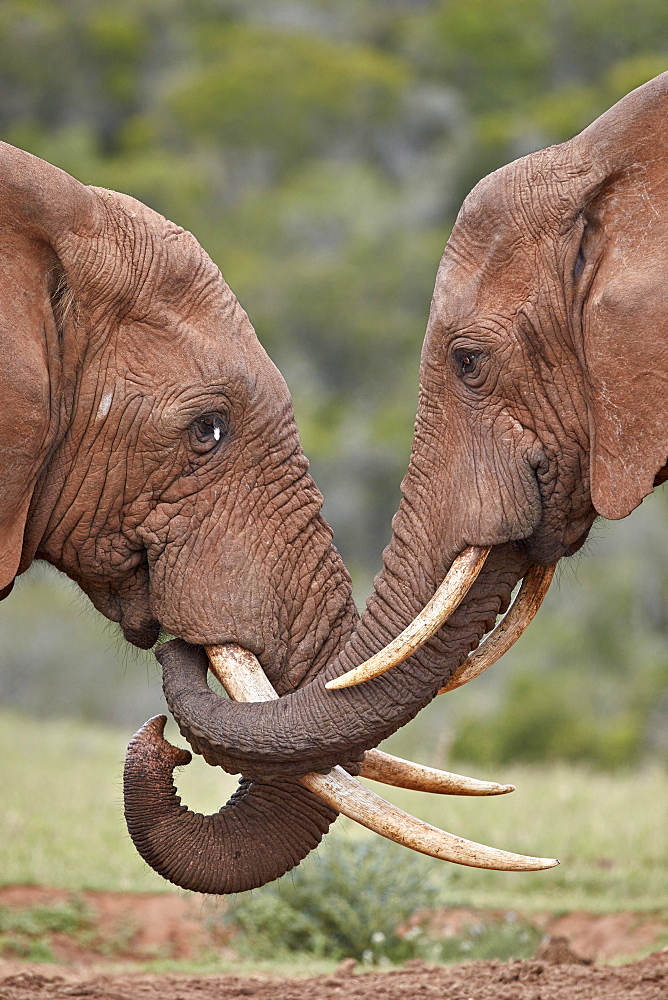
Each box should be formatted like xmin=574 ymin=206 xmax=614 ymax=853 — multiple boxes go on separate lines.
xmin=452 ymin=347 xmax=485 ymax=383
xmin=189 ymin=412 xmax=228 ymax=454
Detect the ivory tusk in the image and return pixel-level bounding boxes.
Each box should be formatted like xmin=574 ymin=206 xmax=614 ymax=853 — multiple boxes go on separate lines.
xmin=206 ymin=643 xmax=277 ymax=702
xmin=205 ymin=647 xmax=514 ymax=795
xmin=359 ymin=748 xmax=515 ymax=796
xmin=205 ymin=643 xmax=558 ymax=873
xmin=299 ymin=765 xmax=557 ymax=871
xmin=437 ymin=563 xmax=555 ymax=696
xmin=325 ymin=545 xmax=492 ymax=691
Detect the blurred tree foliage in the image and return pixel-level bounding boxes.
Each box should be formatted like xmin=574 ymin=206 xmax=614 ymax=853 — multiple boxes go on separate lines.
xmin=0 ymin=0 xmax=666 ymax=764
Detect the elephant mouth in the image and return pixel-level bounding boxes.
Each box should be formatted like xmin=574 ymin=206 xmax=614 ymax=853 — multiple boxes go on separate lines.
xmin=563 ymin=525 xmax=593 ymax=557
xmin=120 ymin=614 xmax=162 ymax=649
xmin=324 ymin=546 xmax=555 ymax=691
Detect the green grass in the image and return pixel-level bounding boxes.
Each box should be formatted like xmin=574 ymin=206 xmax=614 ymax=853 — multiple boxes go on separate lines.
xmin=0 ymin=709 xmax=240 ymax=893
xmin=0 ymin=899 xmax=93 ymax=962
xmin=350 ymin=760 xmax=668 ymax=912
xmin=127 ymin=955 xmax=348 ymax=977
xmin=1 ymin=709 xmax=666 ymax=914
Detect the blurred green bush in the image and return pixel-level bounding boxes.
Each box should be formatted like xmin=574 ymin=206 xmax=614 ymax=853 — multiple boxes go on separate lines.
xmin=226 ymin=838 xmax=438 ymax=964
xmin=224 ymin=837 xmax=543 ymax=964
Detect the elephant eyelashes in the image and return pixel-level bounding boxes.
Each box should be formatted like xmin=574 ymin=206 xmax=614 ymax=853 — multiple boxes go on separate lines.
xmin=189 ymin=413 xmax=228 ymax=454
xmin=452 ymin=347 xmax=486 ymax=384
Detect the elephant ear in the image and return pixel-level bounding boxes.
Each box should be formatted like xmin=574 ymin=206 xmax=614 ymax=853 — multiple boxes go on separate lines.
xmin=571 ymin=73 xmax=668 ymax=519
xmin=0 ymin=143 xmax=101 ymax=588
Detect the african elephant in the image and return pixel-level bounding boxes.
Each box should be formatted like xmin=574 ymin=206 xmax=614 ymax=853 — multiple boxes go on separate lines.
xmin=5 ymin=142 xmax=510 ymax=895
xmin=0 ymin=141 xmax=365 ymax=891
xmin=149 ymin=75 xmax=667 ymax=814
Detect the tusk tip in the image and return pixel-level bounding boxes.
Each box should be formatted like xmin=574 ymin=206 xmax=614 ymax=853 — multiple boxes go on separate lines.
xmin=511 ymin=855 xmax=560 ymax=872
xmin=359 ymin=749 xmax=518 ymax=797
xmin=325 ymin=676 xmax=349 ymax=690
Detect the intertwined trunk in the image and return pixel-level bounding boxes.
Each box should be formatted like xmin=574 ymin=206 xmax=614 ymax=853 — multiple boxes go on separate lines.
xmin=160 ymin=490 xmax=531 ymax=779
xmin=125 ymin=523 xmax=359 ymax=892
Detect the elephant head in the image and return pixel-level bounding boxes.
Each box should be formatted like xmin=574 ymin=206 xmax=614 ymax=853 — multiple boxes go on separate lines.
xmin=4 ymin=142 xmax=515 ymax=894
xmin=156 ymin=76 xmax=667 ymax=805
xmin=0 ymin=141 xmax=363 ymax=890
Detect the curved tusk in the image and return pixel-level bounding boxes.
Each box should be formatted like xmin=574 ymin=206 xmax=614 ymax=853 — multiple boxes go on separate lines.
xmin=207 ymin=648 xmax=514 ymax=796
xmin=325 ymin=545 xmax=492 ymax=691
xmin=205 ymin=643 xmax=558 ymax=873
xmin=359 ymin=748 xmax=514 ymax=796
xmin=438 ymin=563 xmax=555 ymax=696
xmin=300 ymin=765 xmax=557 ymax=871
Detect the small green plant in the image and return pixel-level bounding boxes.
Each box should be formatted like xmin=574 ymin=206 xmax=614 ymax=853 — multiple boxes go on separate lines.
xmin=0 ymin=933 xmax=55 ymax=962
xmin=225 ymin=837 xmax=438 ymax=965
xmin=0 ymin=899 xmax=93 ymax=962
xmin=431 ymin=914 xmax=542 ymax=964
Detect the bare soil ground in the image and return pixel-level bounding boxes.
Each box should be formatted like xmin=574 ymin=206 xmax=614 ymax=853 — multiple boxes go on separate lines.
xmin=1 ymin=887 xmax=666 ymax=1000
xmin=1 ymin=951 xmax=666 ymax=1000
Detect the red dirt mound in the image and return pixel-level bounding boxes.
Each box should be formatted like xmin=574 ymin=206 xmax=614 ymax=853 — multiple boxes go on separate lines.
xmin=1 ymin=887 xmax=666 ymax=999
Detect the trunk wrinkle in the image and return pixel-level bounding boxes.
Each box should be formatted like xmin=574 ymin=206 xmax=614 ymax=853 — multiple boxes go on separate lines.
xmin=123 ymin=715 xmax=337 ymax=894
xmin=158 ymin=543 xmax=530 ymax=779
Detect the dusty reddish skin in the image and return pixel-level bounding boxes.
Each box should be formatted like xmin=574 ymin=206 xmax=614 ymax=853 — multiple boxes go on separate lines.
xmin=158 ymin=73 xmax=668 ymax=785
xmin=0 ymin=141 xmax=358 ymax=891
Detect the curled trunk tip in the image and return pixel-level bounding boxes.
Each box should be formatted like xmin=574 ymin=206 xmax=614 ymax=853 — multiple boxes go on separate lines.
xmin=127 ymin=714 xmax=191 ymax=767
xmin=123 ymin=715 xmax=337 ymax=894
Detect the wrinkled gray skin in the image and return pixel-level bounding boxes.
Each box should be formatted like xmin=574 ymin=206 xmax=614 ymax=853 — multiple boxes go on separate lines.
xmin=0 ymin=143 xmax=359 ymax=891
xmin=161 ymin=76 xmax=668 ymax=783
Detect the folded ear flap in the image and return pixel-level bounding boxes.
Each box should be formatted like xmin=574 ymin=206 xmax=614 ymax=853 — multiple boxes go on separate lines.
xmin=0 ymin=236 xmax=58 ymax=589
xmin=584 ymin=263 xmax=668 ymax=520
xmin=570 ymin=74 xmax=668 ymax=519
xmin=0 ymin=143 xmax=101 ymax=587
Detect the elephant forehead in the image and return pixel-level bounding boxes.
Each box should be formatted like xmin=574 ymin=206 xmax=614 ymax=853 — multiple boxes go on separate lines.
xmin=449 ymin=145 xmax=593 ymax=259
xmin=435 ymin=229 xmax=533 ymax=327
xmin=438 ymin=172 xmax=537 ymax=312
xmin=435 ymin=148 xmax=595 ymax=324
xmin=116 ymin=312 xmax=286 ymax=400
xmin=90 ymin=187 xmax=244 ymax=327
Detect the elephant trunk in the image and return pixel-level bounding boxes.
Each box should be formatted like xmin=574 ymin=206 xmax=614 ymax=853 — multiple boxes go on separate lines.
xmin=158 ymin=489 xmax=531 ymax=779
xmin=124 ymin=716 xmax=336 ymax=893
